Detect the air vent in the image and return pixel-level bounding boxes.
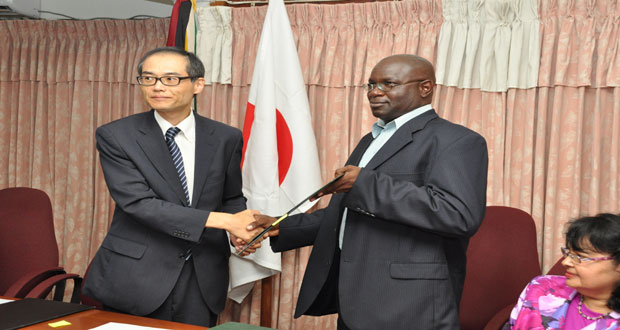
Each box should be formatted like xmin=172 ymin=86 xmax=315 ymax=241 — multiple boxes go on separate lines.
xmin=0 ymin=0 xmax=41 ymax=19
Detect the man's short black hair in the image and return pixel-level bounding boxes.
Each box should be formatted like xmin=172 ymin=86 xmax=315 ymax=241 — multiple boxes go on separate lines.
xmin=137 ymin=47 xmax=205 ymax=81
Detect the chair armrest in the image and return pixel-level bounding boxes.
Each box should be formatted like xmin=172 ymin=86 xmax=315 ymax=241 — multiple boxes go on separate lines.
xmin=3 ymin=267 xmax=66 ymax=298
xmin=80 ymin=293 xmax=104 ymax=310
xmin=483 ymin=304 xmax=514 ymax=330
xmin=25 ymin=273 xmax=83 ymax=304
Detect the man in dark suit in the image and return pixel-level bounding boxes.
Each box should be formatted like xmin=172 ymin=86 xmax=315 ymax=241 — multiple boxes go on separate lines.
xmin=83 ymin=47 xmax=263 ymax=327
xmin=254 ymin=54 xmax=488 ymax=329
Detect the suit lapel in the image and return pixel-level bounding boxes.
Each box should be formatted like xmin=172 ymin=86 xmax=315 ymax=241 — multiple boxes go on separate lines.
xmin=364 ymin=110 xmax=438 ymax=170
xmin=192 ymin=115 xmax=217 ymax=207
xmin=347 ymin=134 xmax=374 ymax=166
xmin=136 ymin=110 xmax=189 ymax=206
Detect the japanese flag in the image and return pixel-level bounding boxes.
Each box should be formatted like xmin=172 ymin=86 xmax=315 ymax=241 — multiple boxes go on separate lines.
xmin=228 ymin=0 xmax=322 ymax=303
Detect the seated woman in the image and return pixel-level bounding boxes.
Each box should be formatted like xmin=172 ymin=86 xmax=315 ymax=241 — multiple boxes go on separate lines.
xmin=504 ymin=213 xmax=620 ymax=330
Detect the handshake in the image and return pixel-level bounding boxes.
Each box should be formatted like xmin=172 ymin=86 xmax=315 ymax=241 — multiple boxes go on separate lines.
xmin=217 ymin=210 xmax=279 ymax=257
xmin=218 ymin=166 xmax=356 ymax=256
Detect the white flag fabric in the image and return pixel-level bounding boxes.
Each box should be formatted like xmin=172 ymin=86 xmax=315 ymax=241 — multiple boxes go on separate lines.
xmin=227 ymin=0 xmax=323 ymax=303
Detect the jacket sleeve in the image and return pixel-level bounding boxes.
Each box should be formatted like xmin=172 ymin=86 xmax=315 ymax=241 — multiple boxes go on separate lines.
xmin=96 ymin=125 xmax=210 ymax=243
xmin=342 ymin=133 xmax=488 ymax=238
xmin=270 ymin=207 xmax=327 ymax=252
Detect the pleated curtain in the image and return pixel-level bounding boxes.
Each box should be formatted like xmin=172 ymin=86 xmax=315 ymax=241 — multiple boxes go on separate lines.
xmin=1 ymin=0 xmax=619 ymax=328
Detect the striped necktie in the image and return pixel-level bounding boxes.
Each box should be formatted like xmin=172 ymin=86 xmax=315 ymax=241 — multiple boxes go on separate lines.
xmin=165 ymin=127 xmax=190 ymax=205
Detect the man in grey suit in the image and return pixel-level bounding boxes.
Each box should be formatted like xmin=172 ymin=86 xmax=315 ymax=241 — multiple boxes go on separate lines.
xmin=83 ymin=47 xmax=263 ymax=327
xmin=254 ymin=54 xmax=488 ymax=329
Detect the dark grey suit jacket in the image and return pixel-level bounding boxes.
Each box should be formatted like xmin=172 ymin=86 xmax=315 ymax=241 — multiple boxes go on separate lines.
xmin=271 ymin=110 xmax=488 ymax=330
xmin=83 ymin=110 xmax=246 ymax=316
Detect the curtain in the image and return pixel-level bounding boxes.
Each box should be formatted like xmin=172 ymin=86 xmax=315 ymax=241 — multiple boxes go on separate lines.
xmin=434 ymin=0 xmax=620 ymax=274
xmin=1 ymin=0 xmax=619 ymax=329
xmin=534 ymin=0 xmax=620 ymax=269
xmin=0 ymin=18 xmax=169 ymax=274
xmin=436 ymin=0 xmax=540 ymax=91
xmin=195 ymin=5 xmax=233 ymax=84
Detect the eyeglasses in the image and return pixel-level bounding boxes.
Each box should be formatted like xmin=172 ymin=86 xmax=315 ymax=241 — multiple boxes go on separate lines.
xmin=364 ymin=79 xmax=426 ymax=92
xmin=560 ymin=247 xmax=614 ymax=264
xmin=136 ymin=76 xmax=195 ymax=86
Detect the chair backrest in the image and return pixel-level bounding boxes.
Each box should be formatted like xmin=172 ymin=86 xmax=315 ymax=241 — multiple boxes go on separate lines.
xmin=0 ymin=187 xmax=60 ymax=294
xmin=546 ymin=258 xmax=566 ymax=275
xmin=459 ymin=206 xmax=542 ymax=330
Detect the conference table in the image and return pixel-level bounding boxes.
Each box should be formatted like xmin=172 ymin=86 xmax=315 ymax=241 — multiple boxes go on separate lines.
xmin=0 ymin=297 xmax=206 ymax=330
xmin=20 ymin=309 xmax=208 ymax=329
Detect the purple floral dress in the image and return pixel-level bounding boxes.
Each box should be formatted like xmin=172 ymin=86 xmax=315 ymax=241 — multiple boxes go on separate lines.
xmin=504 ymin=275 xmax=620 ymax=330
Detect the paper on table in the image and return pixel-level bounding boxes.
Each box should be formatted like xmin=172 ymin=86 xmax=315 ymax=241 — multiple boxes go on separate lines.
xmin=0 ymin=298 xmax=13 ymax=304
xmin=90 ymin=322 xmax=171 ymax=330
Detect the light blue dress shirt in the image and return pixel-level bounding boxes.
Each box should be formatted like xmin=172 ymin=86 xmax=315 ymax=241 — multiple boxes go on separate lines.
xmin=339 ymin=104 xmax=433 ymax=249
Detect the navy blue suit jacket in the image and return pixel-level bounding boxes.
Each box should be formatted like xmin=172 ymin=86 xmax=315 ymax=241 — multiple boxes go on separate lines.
xmin=271 ymin=110 xmax=488 ymax=330
xmin=83 ymin=110 xmax=246 ymax=316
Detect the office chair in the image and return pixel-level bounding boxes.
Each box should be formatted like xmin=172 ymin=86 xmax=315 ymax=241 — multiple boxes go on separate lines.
xmin=459 ymin=206 xmax=542 ymax=330
xmin=0 ymin=187 xmax=81 ymax=302
xmin=546 ymin=258 xmax=566 ymax=275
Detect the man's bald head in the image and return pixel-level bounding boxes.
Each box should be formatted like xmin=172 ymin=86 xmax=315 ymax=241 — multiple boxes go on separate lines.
xmin=366 ymin=54 xmax=436 ymax=123
xmin=375 ymin=54 xmax=436 ymax=85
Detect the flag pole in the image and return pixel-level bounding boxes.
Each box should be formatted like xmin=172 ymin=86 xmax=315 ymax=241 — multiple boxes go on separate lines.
xmin=261 ymin=276 xmax=273 ymax=327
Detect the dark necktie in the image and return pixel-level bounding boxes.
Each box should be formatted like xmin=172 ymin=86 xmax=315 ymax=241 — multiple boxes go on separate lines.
xmin=165 ymin=127 xmax=190 ymax=205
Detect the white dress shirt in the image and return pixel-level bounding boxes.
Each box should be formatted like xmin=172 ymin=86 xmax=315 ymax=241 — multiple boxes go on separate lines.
xmin=154 ymin=110 xmax=196 ymax=204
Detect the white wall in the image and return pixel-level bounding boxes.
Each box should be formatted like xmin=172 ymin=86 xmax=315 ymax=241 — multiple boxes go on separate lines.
xmin=40 ymin=0 xmax=173 ymax=20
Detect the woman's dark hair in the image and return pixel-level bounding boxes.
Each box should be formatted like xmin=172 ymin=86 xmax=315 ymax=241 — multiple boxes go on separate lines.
xmin=565 ymin=213 xmax=620 ymax=311
xmin=137 ymin=47 xmax=205 ymax=81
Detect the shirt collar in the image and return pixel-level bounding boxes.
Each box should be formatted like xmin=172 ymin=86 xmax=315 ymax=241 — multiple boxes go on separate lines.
xmin=371 ymin=104 xmax=433 ymax=138
xmin=153 ymin=110 xmax=196 ymax=143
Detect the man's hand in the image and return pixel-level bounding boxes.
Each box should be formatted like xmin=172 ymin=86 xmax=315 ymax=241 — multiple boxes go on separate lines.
xmin=206 ymin=209 xmax=264 ymax=242
xmin=228 ymin=210 xmax=264 ymax=242
xmin=311 ymin=165 xmax=361 ymax=201
xmin=249 ymin=214 xmax=279 ymax=237
xmin=230 ymin=233 xmax=260 ymax=256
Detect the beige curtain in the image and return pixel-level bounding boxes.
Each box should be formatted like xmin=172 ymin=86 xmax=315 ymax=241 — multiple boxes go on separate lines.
xmin=436 ymin=0 xmax=540 ymax=91
xmin=0 ymin=18 xmax=169 ymax=273
xmin=534 ymin=0 xmax=620 ymax=269
xmin=195 ymin=5 xmax=233 ymax=84
xmin=1 ymin=0 xmax=619 ymax=329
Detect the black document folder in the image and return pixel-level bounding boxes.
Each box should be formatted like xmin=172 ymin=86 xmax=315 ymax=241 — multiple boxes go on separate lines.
xmin=237 ymin=173 xmax=345 ymax=255
xmin=0 ymin=298 xmax=94 ymax=330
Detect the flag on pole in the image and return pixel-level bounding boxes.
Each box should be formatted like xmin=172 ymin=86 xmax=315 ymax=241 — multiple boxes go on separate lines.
xmin=228 ymin=0 xmax=323 ymax=303
xmin=166 ymin=0 xmax=197 ymax=52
